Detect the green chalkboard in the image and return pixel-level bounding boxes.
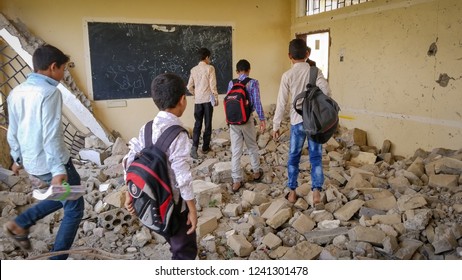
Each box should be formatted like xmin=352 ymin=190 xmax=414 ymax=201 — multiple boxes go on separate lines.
xmin=87 ymin=21 xmax=232 ymax=100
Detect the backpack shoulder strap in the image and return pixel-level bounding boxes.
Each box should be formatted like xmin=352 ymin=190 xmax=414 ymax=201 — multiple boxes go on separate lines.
xmin=143 ymin=120 xmax=154 ymax=147
xmin=309 ymin=66 xmax=318 ymax=86
xmin=155 ymin=125 xmax=187 ymax=153
xmin=241 ymin=77 xmax=251 ymax=85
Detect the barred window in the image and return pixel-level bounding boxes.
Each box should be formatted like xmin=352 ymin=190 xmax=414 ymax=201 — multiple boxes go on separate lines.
xmin=306 ymin=0 xmax=370 ymax=15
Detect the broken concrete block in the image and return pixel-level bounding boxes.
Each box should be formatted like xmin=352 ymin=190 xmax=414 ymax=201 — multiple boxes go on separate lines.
xmin=242 ymin=190 xmax=269 ymax=205
xmin=433 ymin=157 xmax=462 ymax=175
xmin=397 ymin=194 xmax=427 ymax=211
xmin=348 ymin=225 xmax=386 ymax=246
xmin=351 ymin=152 xmax=377 ymax=165
xmin=266 ymin=208 xmax=292 ymax=229
xmin=194 ymin=158 xmax=219 ymax=176
xmin=192 ymin=180 xmax=222 ymax=209
xmin=334 ymin=199 xmax=365 ymax=221
xmin=79 ymin=148 xmax=109 ymax=166
xmin=261 ymin=198 xmax=288 ymax=219
xmin=403 ymin=209 xmax=432 ymax=231
xmin=227 ymin=234 xmax=253 ymax=257
xmin=111 ymin=137 xmax=129 ymax=156
xmin=262 ymin=232 xmax=282 ymax=250
xmin=292 ymin=213 xmax=315 ymax=234
xmin=282 ymin=241 xmax=323 ymax=260
xmin=197 ymin=215 xmax=218 ymax=238
xmin=223 ymin=203 xmax=241 ymax=217
xmin=428 ymin=174 xmax=458 ymax=189
xmin=0 ymin=167 xmax=20 ymax=187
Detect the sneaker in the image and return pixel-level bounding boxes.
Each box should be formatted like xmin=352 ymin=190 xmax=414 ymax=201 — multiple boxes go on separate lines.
xmin=190 ymin=149 xmax=198 ymax=159
xmin=202 ymin=147 xmax=211 ymax=154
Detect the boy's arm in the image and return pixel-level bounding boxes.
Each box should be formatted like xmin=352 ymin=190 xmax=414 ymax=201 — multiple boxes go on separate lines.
xmin=6 ymin=100 xmax=22 ymax=174
xmin=185 ymin=199 xmax=197 ymax=234
xmin=316 ymin=68 xmax=332 ymax=97
xmin=249 ymin=80 xmax=266 ymax=132
xmin=186 ymin=73 xmax=195 ymax=96
xmin=272 ymin=74 xmax=290 ymax=138
xmin=208 ymin=66 xmax=219 ymax=104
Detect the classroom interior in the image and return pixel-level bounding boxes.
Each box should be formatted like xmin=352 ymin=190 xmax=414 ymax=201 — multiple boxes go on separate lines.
xmin=0 ymin=0 xmax=461 ymax=158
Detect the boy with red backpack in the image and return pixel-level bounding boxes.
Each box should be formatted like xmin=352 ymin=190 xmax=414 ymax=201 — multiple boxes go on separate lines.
xmin=225 ymin=59 xmax=266 ymax=192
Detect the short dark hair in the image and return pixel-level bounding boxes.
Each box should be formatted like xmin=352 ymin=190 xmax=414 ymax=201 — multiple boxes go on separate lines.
xmin=289 ymin=39 xmax=308 ymax=60
xmin=151 ymin=73 xmax=186 ymax=110
xmin=32 ymin=44 xmax=69 ymax=72
xmin=197 ymin=47 xmax=211 ymax=61
xmin=236 ymin=59 xmax=250 ymax=72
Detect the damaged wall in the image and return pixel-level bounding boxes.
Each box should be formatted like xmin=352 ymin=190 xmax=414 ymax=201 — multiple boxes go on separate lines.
xmin=0 ymin=0 xmax=291 ymax=143
xmin=1 ymin=0 xmax=460 ymax=158
xmin=292 ymin=0 xmax=462 ymax=156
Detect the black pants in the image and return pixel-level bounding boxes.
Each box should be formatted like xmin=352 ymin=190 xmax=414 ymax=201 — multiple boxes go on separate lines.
xmin=165 ymin=210 xmax=197 ymax=260
xmin=193 ymin=102 xmax=213 ymax=151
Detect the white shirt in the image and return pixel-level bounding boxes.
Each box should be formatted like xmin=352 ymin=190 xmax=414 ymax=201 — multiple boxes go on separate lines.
xmin=186 ymin=61 xmax=219 ymax=104
xmin=123 ymin=111 xmax=194 ymax=202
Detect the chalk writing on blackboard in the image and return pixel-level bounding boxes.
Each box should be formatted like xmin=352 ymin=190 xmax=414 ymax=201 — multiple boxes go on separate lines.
xmin=87 ymin=22 xmax=233 ymax=100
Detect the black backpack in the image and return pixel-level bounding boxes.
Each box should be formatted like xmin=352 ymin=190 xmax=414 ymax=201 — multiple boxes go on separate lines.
xmin=125 ymin=121 xmax=186 ymax=237
xmin=224 ymin=77 xmax=252 ymax=125
xmin=293 ymin=66 xmax=340 ymax=144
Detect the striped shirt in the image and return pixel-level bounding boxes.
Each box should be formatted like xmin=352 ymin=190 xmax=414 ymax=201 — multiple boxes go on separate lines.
xmin=227 ymin=74 xmax=266 ymax=121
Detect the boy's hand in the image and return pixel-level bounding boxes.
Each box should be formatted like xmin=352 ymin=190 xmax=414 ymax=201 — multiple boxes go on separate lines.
xmin=11 ymin=163 xmax=23 ymax=175
xmin=124 ymin=191 xmax=136 ymax=216
xmin=51 ymin=174 xmax=67 ymax=185
xmin=186 ymin=210 xmax=198 ymax=234
xmin=272 ymin=129 xmax=280 ymax=141
xmin=185 ymin=199 xmax=197 ymax=234
xmin=214 ymin=98 xmax=219 ymax=107
xmin=259 ymin=120 xmax=266 ymax=133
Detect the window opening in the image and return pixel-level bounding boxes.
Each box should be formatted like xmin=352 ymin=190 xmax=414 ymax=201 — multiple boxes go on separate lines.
xmin=306 ymin=0 xmax=370 ymax=15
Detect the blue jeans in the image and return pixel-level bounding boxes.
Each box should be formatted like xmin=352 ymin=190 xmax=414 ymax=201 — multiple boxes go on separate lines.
xmin=15 ymin=159 xmax=84 ymax=260
xmin=287 ymin=123 xmax=324 ymax=191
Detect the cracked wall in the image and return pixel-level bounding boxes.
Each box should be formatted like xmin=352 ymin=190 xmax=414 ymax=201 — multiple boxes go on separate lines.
xmin=293 ymin=0 xmax=462 ymax=156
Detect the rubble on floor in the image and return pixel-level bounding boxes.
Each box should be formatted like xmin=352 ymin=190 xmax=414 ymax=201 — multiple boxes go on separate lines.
xmin=0 ymin=106 xmax=461 ymax=260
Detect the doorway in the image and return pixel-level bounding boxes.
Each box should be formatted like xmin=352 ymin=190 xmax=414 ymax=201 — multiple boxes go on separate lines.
xmin=298 ymin=31 xmax=330 ymax=79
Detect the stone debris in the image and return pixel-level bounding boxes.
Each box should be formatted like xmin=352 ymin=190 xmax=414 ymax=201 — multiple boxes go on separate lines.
xmin=0 ymin=106 xmax=461 ymax=260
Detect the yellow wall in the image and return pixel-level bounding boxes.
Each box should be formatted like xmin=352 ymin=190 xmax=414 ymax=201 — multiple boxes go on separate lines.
xmin=1 ymin=0 xmax=291 ymax=140
xmin=2 ymin=0 xmax=461 ymax=157
xmin=292 ymin=0 xmax=462 ymax=156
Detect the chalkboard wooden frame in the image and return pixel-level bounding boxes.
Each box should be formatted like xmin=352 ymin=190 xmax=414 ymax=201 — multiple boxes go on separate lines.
xmin=86 ymin=21 xmax=233 ymax=101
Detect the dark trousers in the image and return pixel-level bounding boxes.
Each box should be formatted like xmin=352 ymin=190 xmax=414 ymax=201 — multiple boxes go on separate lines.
xmin=165 ymin=210 xmax=197 ymax=260
xmin=193 ymin=102 xmax=213 ymax=151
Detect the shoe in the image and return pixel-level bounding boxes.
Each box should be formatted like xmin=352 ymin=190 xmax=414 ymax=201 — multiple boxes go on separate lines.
xmin=190 ymin=148 xmax=198 ymax=159
xmin=232 ymin=181 xmax=244 ymax=193
xmin=202 ymin=147 xmax=211 ymax=154
xmin=3 ymin=223 xmax=31 ymax=251
xmin=253 ymin=169 xmax=263 ymax=181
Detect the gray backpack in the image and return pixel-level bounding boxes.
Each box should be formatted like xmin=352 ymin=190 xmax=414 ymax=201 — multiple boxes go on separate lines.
xmin=293 ymin=66 xmax=340 ymax=144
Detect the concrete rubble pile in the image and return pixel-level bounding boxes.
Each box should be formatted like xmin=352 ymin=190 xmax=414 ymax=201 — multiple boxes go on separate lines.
xmin=0 ymin=105 xmax=461 ymax=260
